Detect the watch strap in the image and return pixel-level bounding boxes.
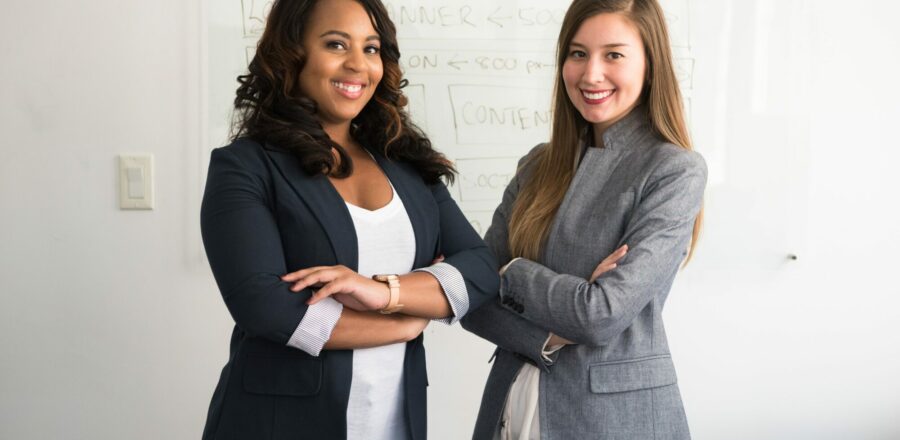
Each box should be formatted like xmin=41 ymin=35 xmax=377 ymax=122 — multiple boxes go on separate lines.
xmin=373 ymin=274 xmax=403 ymax=314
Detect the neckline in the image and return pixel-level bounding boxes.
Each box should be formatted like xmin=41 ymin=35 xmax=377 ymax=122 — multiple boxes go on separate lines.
xmin=344 ymin=181 xmax=399 ymax=215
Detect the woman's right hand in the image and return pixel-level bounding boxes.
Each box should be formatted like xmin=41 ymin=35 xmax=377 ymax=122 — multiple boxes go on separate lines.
xmin=590 ymin=244 xmax=628 ymax=282
xmin=548 ymin=333 xmax=574 ymax=346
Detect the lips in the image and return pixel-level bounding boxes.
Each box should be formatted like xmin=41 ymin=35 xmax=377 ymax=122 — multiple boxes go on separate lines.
xmin=332 ymin=80 xmax=366 ymax=99
xmin=581 ymin=89 xmax=615 ymax=104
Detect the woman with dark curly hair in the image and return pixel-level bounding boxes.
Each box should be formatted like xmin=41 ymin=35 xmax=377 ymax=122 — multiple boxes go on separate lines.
xmin=199 ymin=0 xmax=498 ymax=439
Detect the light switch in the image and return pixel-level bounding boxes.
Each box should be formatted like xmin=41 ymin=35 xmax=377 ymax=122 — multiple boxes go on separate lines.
xmin=126 ymin=167 xmax=144 ymax=198
xmin=119 ymin=154 xmax=154 ymax=210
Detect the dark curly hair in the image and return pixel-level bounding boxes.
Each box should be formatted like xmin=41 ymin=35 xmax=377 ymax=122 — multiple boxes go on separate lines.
xmin=231 ymin=0 xmax=455 ymax=184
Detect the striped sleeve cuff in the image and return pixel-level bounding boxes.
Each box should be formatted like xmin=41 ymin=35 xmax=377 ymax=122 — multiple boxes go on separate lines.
xmin=414 ymin=262 xmax=469 ymax=325
xmin=286 ymin=296 xmax=343 ymax=356
xmin=541 ymin=333 xmax=565 ymax=364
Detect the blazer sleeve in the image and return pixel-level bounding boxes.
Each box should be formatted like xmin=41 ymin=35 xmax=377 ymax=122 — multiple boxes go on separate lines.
xmin=427 ymin=181 xmax=500 ymax=316
xmin=460 ymin=146 xmax=556 ymax=369
xmin=498 ymin=150 xmax=708 ymax=347
xmin=200 ymin=146 xmax=311 ymax=345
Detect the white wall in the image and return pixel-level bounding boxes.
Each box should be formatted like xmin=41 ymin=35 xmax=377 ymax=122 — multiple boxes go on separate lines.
xmin=0 ymin=1 xmax=227 ymax=438
xmin=2 ymin=1 xmax=899 ymax=440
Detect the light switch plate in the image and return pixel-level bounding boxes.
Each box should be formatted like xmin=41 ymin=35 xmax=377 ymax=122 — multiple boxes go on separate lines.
xmin=119 ymin=154 xmax=154 ymax=210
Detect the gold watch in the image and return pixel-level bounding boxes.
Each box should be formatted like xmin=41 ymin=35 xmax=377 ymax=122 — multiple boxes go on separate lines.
xmin=372 ymin=274 xmax=403 ymax=314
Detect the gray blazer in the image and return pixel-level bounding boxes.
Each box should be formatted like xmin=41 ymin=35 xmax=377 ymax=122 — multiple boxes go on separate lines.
xmin=461 ymin=109 xmax=707 ymax=440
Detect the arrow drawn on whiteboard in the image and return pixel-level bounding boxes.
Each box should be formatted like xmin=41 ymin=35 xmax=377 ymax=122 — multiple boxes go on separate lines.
xmin=488 ymin=7 xmax=513 ymax=27
xmin=447 ymin=54 xmax=469 ymax=70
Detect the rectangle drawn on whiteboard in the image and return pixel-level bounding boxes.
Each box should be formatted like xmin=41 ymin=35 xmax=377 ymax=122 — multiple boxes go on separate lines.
xmin=448 ymin=85 xmax=552 ymax=145
xmin=675 ymin=58 xmax=695 ymax=90
xmin=455 ymin=157 xmax=518 ymax=203
xmin=404 ymin=84 xmax=428 ymax=131
xmin=462 ymin=210 xmax=496 ymax=237
xmin=384 ymin=1 xmax=566 ymax=40
xmin=400 ymin=50 xmax=555 ymax=77
xmin=661 ymin=0 xmax=691 ymax=49
xmin=245 ymin=46 xmax=256 ymax=66
xmin=242 ymin=0 xmax=273 ymax=37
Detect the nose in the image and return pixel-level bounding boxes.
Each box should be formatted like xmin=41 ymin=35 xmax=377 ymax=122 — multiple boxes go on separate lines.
xmin=343 ymin=47 xmax=368 ymax=73
xmin=582 ymin=56 xmax=606 ymax=85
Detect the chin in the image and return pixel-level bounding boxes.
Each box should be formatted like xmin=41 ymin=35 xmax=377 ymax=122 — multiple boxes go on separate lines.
xmin=582 ymin=112 xmax=612 ymax=125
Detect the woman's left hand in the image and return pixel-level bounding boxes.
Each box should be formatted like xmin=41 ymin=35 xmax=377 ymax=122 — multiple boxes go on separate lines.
xmin=281 ymin=265 xmax=390 ymax=311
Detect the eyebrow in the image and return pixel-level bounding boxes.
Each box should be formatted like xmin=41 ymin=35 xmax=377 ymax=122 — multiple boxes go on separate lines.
xmin=570 ymin=41 xmax=630 ymax=49
xmin=318 ymin=30 xmax=380 ymax=42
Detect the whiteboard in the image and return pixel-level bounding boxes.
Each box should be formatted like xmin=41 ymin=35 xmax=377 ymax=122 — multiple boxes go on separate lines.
xmin=207 ymin=0 xmax=696 ymax=231
xmin=205 ymin=1 xmax=900 ymax=439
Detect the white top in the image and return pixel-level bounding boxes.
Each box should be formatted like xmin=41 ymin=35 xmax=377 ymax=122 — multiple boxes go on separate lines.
xmin=344 ymin=185 xmax=416 ymax=440
xmin=285 ymin=176 xmax=473 ymax=436
xmin=497 ymin=332 xmax=564 ymax=440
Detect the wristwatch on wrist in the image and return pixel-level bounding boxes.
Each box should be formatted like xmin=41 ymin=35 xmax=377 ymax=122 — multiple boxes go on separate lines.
xmin=372 ymin=274 xmax=403 ymax=314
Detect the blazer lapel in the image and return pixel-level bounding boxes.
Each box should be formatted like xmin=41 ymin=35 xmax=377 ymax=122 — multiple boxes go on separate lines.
xmin=263 ymin=146 xmax=359 ymax=271
xmin=372 ymin=152 xmax=433 ymax=268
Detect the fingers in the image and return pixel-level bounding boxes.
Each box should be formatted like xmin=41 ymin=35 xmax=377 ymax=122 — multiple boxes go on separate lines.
xmin=590 ymin=262 xmax=616 ymax=282
xmin=283 ymin=266 xmax=349 ymax=292
xmin=282 ymin=265 xmax=346 ymax=282
xmin=547 ymin=333 xmax=574 ymax=346
xmin=601 ymin=244 xmax=628 ymax=265
xmin=307 ymin=279 xmax=346 ymax=305
xmin=289 ymin=270 xmax=336 ymax=292
xmin=281 ymin=266 xmax=329 ymax=282
xmin=590 ymin=244 xmax=628 ymax=282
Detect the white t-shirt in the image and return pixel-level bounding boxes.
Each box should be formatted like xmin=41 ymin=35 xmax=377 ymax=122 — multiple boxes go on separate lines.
xmin=345 ymin=184 xmax=416 ymax=440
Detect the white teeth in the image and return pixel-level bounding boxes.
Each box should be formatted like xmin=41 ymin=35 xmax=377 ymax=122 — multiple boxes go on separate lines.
xmin=332 ymin=81 xmax=363 ymax=93
xmin=583 ymin=90 xmax=613 ymax=100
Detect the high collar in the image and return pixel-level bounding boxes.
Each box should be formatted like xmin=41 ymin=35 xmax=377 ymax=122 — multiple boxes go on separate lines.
xmin=587 ymin=106 xmax=652 ymax=151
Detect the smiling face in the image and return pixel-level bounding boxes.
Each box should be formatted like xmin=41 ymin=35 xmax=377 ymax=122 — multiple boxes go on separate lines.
xmin=298 ymin=0 xmax=383 ymax=135
xmin=562 ymin=12 xmax=647 ymax=143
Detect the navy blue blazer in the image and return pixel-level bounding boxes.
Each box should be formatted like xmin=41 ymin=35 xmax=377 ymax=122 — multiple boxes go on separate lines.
xmin=200 ymin=139 xmax=498 ymax=440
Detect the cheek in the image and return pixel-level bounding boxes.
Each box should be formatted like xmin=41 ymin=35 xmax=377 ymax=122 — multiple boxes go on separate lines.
xmin=367 ymin=56 xmax=384 ymax=84
xmin=561 ymin=62 xmax=578 ymax=88
xmin=372 ymin=65 xmax=384 ymax=87
xmin=561 ymin=63 xmax=582 ymax=98
xmin=299 ymin=61 xmax=325 ymax=91
xmin=628 ymin=61 xmax=648 ymax=93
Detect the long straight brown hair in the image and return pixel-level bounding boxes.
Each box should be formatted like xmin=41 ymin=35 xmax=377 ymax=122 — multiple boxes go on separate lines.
xmin=507 ymin=0 xmax=703 ymax=263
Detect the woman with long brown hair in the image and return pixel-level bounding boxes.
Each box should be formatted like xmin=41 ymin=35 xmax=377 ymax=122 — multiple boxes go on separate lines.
xmin=461 ymin=0 xmax=706 ymax=438
xmin=199 ymin=0 xmax=498 ymax=438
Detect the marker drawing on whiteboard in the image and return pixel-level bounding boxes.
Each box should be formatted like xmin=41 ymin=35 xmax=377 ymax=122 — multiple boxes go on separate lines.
xmin=400 ymin=50 xmax=554 ymax=77
xmin=241 ymin=0 xmax=274 ymax=37
xmin=487 ymin=6 xmax=513 ymax=28
xmin=456 ymin=158 xmax=518 ymax=202
xmin=448 ymin=85 xmax=552 ymax=145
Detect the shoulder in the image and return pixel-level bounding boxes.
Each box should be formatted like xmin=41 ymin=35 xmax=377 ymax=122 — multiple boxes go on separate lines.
xmin=510 ymin=142 xmax=548 ymax=186
xmin=639 ymin=138 xmax=707 ymax=181
xmin=208 ymin=138 xmax=274 ymax=175
xmin=205 ymin=138 xmax=278 ymax=198
xmin=517 ymin=143 xmax=547 ymax=170
xmin=212 ymin=138 xmax=266 ymax=163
